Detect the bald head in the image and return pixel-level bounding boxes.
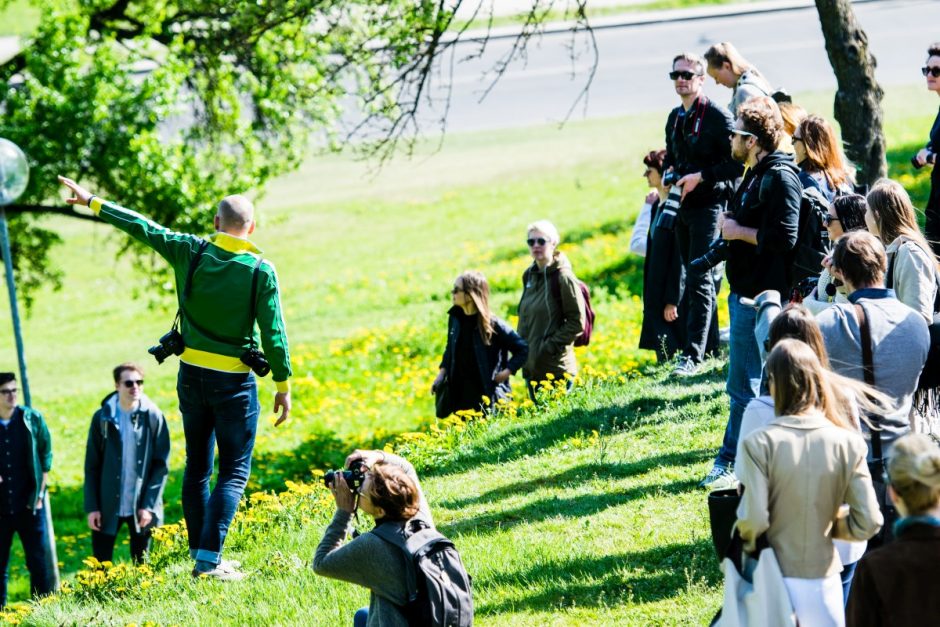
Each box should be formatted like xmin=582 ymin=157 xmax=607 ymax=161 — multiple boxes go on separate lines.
xmin=216 ymin=195 xmax=255 ymax=235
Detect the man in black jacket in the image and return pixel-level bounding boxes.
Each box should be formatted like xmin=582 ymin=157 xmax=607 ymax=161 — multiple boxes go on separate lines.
xmin=699 ymin=96 xmax=802 ymax=490
xmin=664 ymin=52 xmax=743 ymax=375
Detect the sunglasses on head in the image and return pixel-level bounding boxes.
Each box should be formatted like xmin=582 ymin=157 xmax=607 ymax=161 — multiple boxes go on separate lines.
xmin=0 ymin=388 xmax=16 ymax=397
xmin=122 ymin=379 xmax=144 ymax=389
xmin=923 ymin=66 xmax=940 ymax=78
xmin=527 ymin=237 xmax=548 ymax=247
xmin=730 ymin=129 xmax=757 ymax=139
xmin=669 ymin=70 xmax=700 ymax=81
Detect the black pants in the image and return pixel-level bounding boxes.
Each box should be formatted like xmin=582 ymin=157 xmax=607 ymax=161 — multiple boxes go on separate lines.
xmin=92 ymin=516 xmax=152 ymax=564
xmin=675 ymin=201 xmax=721 ymax=363
xmin=0 ymin=508 xmax=52 ymax=607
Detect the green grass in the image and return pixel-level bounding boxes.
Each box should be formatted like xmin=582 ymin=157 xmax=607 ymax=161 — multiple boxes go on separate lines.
xmin=0 ymin=84 xmax=936 ymax=621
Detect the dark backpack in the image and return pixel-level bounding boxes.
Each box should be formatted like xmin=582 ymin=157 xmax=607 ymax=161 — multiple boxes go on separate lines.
xmin=523 ymin=267 xmax=595 ymax=346
xmin=761 ymin=166 xmax=832 ymax=288
xmin=372 ymin=519 xmax=474 ymax=627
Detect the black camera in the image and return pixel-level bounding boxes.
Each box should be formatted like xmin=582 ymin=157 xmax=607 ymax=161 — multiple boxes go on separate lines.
xmin=654 ymin=184 xmax=683 ymax=232
xmin=148 ymin=329 xmax=185 ymax=364
xmin=690 ymin=238 xmax=728 ymax=272
xmin=662 ymin=170 xmax=680 ymax=187
xmin=912 ymin=151 xmax=936 ymax=170
xmin=323 ymin=462 xmax=367 ymax=492
xmin=240 ymin=348 xmax=271 ymax=377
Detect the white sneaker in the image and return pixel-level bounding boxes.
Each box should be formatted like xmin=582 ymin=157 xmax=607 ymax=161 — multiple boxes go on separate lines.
xmin=672 ymin=357 xmax=700 ymax=377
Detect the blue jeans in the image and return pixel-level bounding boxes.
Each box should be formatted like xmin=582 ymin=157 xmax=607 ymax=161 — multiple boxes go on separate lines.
xmin=353 ymin=607 xmax=368 ymax=627
xmin=716 ymin=293 xmax=763 ymax=468
xmin=178 ymin=363 xmax=259 ymax=566
xmin=840 ymin=560 xmax=858 ymax=607
xmin=0 ymin=508 xmax=53 ymax=607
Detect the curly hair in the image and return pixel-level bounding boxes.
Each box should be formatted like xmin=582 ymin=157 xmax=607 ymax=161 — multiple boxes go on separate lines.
xmin=367 ymin=462 xmax=420 ymax=521
xmin=737 ymin=96 xmax=783 ymax=153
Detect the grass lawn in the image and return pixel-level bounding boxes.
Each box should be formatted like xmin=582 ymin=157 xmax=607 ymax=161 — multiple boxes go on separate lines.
xmin=0 ymin=83 xmax=936 ymax=621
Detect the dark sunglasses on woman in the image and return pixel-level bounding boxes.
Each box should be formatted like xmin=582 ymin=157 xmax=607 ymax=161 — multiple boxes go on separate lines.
xmin=923 ymin=66 xmax=940 ymax=78
xmin=527 ymin=238 xmax=548 ymax=247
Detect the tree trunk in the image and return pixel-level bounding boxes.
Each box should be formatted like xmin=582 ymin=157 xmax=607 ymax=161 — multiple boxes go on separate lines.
xmin=815 ymin=0 xmax=886 ymax=188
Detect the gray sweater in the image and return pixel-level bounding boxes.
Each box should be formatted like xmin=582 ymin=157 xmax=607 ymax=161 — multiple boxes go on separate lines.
xmin=312 ymin=455 xmax=433 ymax=627
xmin=816 ymin=292 xmax=929 ymax=455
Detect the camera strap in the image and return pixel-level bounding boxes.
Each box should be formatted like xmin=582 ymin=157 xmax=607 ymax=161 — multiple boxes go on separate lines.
xmin=177 ymin=240 xmax=266 ymax=349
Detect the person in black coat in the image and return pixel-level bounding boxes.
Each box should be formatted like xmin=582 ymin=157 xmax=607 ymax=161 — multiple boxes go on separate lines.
xmin=916 ymin=43 xmax=940 ymax=256
xmin=432 ymin=271 xmax=528 ymax=414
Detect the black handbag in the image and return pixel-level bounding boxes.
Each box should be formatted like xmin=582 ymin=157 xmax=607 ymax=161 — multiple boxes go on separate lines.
xmin=434 ymin=377 xmax=452 ymax=418
xmin=708 ymin=488 xmax=742 ymax=561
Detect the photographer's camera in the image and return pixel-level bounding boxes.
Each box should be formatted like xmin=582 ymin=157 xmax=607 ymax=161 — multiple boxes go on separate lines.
xmin=148 ymin=329 xmax=184 ymax=364
xmin=323 ymin=462 xmax=367 ymax=492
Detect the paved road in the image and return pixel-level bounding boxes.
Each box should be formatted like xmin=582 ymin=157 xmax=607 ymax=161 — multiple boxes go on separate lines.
xmin=427 ymin=0 xmax=940 ymax=133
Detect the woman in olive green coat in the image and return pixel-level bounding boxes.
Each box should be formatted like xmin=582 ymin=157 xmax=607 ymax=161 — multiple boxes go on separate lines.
xmin=517 ymin=220 xmax=586 ymax=401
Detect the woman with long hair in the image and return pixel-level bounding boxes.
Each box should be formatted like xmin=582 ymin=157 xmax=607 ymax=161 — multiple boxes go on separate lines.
xmin=845 ymin=433 xmax=940 ymax=625
xmin=432 ymin=271 xmax=528 ymax=414
xmin=793 ymin=114 xmax=854 ymax=200
xmin=517 ymin=220 xmax=586 ymax=399
xmin=804 ymin=194 xmax=870 ymax=314
xmin=736 ymin=339 xmax=883 ymax=626
xmin=916 ymin=42 xmax=940 ymax=257
xmin=865 ymin=179 xmax=939 ymax=321
xmin=704 ymin=42 xmax=773 ymax=116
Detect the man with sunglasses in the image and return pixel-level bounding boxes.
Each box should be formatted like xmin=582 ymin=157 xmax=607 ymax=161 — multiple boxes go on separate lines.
xmin=0 ymin=372 xmax=54 ymax=607
xmin=663 ymin=52 xmax=742 ymax=377
xmin=84 ymin=363 xmax=170 ymax=564
xmin=699 ymin=96 xmax=802 ymax=491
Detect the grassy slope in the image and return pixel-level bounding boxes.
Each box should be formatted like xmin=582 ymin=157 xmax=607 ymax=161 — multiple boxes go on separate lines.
xmin=0 ymin=85 xmax=935 ymax=622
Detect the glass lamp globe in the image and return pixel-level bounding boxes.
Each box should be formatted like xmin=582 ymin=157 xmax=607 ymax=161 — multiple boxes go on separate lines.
xmin=0 ymin=138 xmax=29 ymax=206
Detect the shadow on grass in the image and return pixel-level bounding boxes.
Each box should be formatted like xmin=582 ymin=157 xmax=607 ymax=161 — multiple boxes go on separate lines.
xmin=442 ymin=477 xmax=698 ymax=537
xmin=476 ymin=538 xmax=720 ymax=613
xmin=441 ymin=448 xmax=713 ymax=509
xmin=432 ymin=380 xmax=725 ymax=477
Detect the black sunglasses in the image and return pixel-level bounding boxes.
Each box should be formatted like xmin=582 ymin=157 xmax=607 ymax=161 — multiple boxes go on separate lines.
xmin=122 ymin=379 xmax=144 ymax=389
xmin=923 ymin=66 xmax=940 ymax=78
xmin=791 ymin=134 xmax=803 ymax=142
xmin=822 ymin=214 xmax=840 ymax=227
xmin=0 ymin=388 xmax=16 ymax=396
xmin=669 ymin=70 xmax=700 ymax=81
xmin=527 ymin=238 xmax=548 ymax=247
xmin=451 ymin=286 xmax=463 ymax=294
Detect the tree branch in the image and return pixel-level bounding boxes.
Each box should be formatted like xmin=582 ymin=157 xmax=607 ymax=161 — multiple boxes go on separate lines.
xmin=3 ymin=205 xmax=102 ymax=223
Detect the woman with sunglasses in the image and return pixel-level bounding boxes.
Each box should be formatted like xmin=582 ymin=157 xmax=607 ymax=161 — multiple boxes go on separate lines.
xmin=917 ymin=43 xmax=940 ymax=256
xmin=431 ymin=271 xmax=528 ymax=415
xmin=865 ymin=179 xmax=939 ymax=321
xmin=736 ymin=339 xmax=883 ymax=626
xmin=517 ymin=220 xmax=586 ymax=399
xmin=803 ymin=194 xmax=870 ymax=314
xmin=846 ymin=433 xmax=940 ymax=626
xmin=631 ymin=149 xmax=686 ymax=362
xmin=313 ymin=449 xmax=434 ymax=627
xmin=792 ymin=114 xmax=854 ymax=202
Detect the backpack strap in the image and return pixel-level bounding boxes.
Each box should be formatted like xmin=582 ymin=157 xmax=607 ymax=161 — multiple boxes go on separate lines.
xmin=854 ymin=303 xmax=883 ymax=461
xmin=372 ymin=521 xmax=420 ymax=602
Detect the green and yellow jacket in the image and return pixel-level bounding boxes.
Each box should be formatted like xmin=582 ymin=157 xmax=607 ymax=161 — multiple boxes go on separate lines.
xmin=90 ymin=198 xmax=292 ymax=391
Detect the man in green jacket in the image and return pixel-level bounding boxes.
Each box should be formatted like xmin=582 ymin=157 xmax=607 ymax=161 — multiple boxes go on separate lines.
xmin=59 ymin=176 xmax=292 ymax=580
xmin=0 ymin=372 xmax=53 ymax=606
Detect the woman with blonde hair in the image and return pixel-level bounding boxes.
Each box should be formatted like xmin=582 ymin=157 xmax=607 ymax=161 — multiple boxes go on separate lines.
xmin=865 ymin=179 xmax=939 ymax=321
xmin=517 ymin=220 xmax=586 ymax=399
xmin=704 ymin=41 xmax=773 ymax=116
xmin=793 ymin=114 xmax=854 ymax=200
xmin=736 ymin=339 xmax=883 ymax=626
xmin=432 ymin=271 xmax=528 ymax=415
xmin=846 ymin=433 xmax=940 ymax=625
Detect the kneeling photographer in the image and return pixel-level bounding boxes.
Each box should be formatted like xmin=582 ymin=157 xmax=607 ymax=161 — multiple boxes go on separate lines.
xmin=313 ymin=450 xmax=472 ymax=627
xmin=695 ymin=96 xmax=802 ymax=491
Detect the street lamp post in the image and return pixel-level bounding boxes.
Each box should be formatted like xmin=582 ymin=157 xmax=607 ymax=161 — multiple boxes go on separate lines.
xmin=0 ymin=137 xmax=60 ymax=590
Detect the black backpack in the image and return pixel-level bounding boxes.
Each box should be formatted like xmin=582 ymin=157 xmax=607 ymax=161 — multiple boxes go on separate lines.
xmin=372 ymin=519 xmax=474 ymax=627
xmin=760 ymin=166 xmax=832 ymax=288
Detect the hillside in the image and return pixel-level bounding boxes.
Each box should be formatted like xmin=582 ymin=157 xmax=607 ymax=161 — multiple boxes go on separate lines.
xmin=0 ymin=85 xmax=934 ymax=624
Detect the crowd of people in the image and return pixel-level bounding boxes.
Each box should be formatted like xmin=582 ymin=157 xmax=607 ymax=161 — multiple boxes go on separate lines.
xmin=0 ymin=38 xmax=937 ymax=627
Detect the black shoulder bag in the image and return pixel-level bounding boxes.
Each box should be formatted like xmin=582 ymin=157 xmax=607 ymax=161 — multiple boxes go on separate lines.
xmin=855 ymin=303 xmax=897 ymax=549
